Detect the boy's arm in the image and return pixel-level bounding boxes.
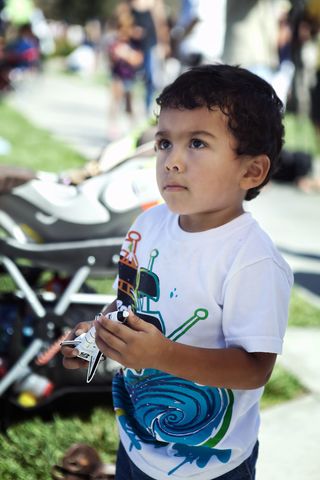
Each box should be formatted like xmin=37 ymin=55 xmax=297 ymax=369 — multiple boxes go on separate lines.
xmin=94 ymin=310 xmax=277 ymax=389
xmin=159 ymin=340 xmax=276 ymax=389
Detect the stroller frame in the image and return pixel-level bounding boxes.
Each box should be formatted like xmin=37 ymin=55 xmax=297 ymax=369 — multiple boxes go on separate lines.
xmin=0 ymin=251 xmax=116 ymax=420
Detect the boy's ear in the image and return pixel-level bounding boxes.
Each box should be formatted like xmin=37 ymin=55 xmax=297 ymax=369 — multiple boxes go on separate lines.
xmin=240 ymin=155 xmax=270 ymax=190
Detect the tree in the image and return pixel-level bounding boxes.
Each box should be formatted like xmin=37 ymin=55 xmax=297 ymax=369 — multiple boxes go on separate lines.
xmin=36 ymin=0 xmax=118 ymax=24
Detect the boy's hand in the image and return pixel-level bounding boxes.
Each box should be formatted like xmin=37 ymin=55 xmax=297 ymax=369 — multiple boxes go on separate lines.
xmin=94 ymin=311 xmax=169 ymax=370
xmin=60 ymin=321 xmax=92 ymax=370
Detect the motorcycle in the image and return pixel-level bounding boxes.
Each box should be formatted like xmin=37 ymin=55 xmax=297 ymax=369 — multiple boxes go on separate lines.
xmin=0 ymin=128 xmax=159 ymax=424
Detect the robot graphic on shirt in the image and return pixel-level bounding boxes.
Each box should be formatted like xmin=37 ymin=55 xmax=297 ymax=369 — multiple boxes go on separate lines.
xmin=117 ymin=229 xmax=209 ymax=338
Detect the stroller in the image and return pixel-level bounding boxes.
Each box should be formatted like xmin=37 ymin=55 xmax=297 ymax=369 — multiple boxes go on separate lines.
xmin=0 ymin=130 xmax=158 ymax=425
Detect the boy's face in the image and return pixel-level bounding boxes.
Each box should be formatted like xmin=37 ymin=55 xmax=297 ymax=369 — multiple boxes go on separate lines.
xmin=155 ymin=107 xmax=249 ymax=232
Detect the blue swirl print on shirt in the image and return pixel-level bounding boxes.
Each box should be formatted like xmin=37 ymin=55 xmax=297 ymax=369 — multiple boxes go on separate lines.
xmin=113 ymin=372 xmax=160 ymax=449
xmin=168 ymin=443 xmax=231 ymax=476
xmin=114 ymin=369 xmax=233 ymax=447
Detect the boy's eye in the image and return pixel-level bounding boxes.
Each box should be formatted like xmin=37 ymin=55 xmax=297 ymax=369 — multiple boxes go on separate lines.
xmin=190 ymin=138 xmax=205 ymax=149
xmin=156 ymin=139 xmax=171 ymax=150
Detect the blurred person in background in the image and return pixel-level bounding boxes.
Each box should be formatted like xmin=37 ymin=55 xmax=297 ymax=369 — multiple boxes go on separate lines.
xmin=290 ymin=0 xmax=320 ymax=137
xmin=222 ymin=0 xmax=295 ymax=107
xmin=4 ymin=22 xmax=40 ymax=68
xmin=128 ymin=0 xmax=170 ymax=116
xmin=3 ymin=0 xmax=54 ymax=57
xmin=171 ymin=0 xmax=227 ymax=69
xmin=105 ymin=2 xmax=144 ymax=139
xmin=0 ymin=0 xmax=5 ymax=36
xmin=277 ymin=0 xmax=320 ymax=192
xmin=66 ymin=20 xmax=101 ymax=76
xmin=222 ymin=0 xmax=320 ymax=193
xmin=310 ymin=32 xmax=320 ymax=137
xmin=0 ymin=22 xmax=40 ymax=90
xmin=287 ymin=0 xmax=319 ymax=117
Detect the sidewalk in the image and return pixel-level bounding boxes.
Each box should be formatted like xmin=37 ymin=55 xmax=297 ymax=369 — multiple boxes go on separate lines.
xmin=257 ymin=328 xmax=320 ymax=480
xmin=8 ymin=71 xmax=110 ymax=160
xmin=7 ymin=69 xmax=320 ymax=479
xmin=8 ymin=70 xmax=146 ymax=161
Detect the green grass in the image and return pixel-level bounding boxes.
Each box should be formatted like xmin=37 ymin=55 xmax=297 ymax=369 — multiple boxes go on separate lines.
xmin=87 ymin=277 xmax=115 ymax=295
xmin=284 ymin=113 xmax=320 ymax=157
xmin=261 ymin=363 xmax=307 ymax=409
xmin=0 ymin=102 xmax=86 ymax=172
xmin=288 ymin=287 xmax=320 ymax=327
xmin=0 ymin=274 xmax=15 ymax=293
xmin=0 ymin=407 xmax=118 ymax=480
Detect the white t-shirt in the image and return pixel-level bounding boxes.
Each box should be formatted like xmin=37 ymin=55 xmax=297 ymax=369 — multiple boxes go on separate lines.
xmin=112 ymin=204 xmax=293 ymax=479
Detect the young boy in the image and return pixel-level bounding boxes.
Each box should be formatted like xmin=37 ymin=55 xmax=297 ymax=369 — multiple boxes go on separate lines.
xmin=62 ymin=64 xmax=293 ymax=479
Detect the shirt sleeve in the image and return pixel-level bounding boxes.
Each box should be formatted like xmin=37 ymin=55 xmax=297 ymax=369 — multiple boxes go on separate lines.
xmin=222 ymin=258 xmax=292 ymax=354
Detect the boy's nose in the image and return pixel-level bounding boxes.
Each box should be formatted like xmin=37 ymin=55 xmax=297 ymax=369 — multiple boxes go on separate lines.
xmin=164 ymin=150 xmax=184 ymax=172
xmin=165 ymin=163 xmax=179 ymax=171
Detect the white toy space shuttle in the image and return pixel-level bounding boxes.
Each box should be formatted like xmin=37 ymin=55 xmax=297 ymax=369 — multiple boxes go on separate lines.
xmin=61 ymin=310 xmax=129 ymax=382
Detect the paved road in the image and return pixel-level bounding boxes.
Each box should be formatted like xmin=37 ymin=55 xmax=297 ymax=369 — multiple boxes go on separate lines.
xmin=6 ymin=69 xmax=320 ymax=480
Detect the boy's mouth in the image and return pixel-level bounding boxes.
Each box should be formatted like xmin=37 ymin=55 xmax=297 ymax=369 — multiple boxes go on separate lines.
xmin=163 ymin=183 xmax=187 ymax=191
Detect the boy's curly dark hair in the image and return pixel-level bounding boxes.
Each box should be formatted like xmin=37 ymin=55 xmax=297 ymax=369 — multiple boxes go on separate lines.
xmin=156 ymin=64 xmax=284 ymax=201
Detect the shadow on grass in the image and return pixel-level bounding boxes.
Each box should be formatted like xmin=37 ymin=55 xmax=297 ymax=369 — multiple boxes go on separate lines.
xmin=1 ymin=387 xmax=113 ymax=432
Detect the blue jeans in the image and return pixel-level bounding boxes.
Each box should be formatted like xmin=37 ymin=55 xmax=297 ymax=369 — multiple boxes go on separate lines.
xmin=115 ymin=441 xmax=259 ymax=480
xmin=141 ymin=47 xmax=155 ymax=113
